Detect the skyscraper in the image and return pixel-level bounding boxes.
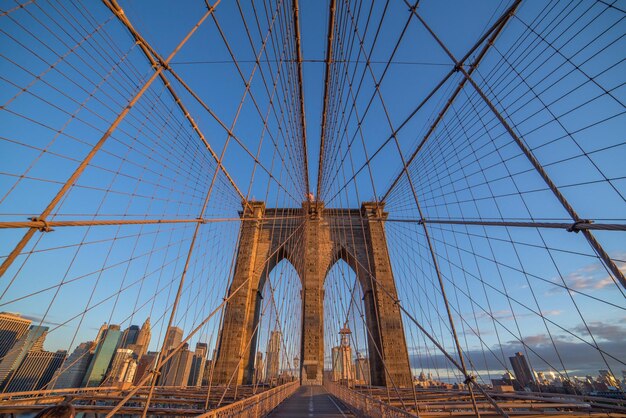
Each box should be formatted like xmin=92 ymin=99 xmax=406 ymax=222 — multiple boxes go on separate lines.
xmin=158 ymin=326 xmax=188 ymax=386
xmin=598 ymin=369 xmax=619 ymax=388
xmin=127 ymin=317 xmax=151 ymax=358
xmin=121 ymin=359 xmax=137 ymax=386
xmin=51 ymin=341 xmax=93 ymax=389
xmin=82 ymin=324 xmax=121 ymax=387
xmin=161 ymin=343 xmax=193 ymax=387
xmin=0 ymin=325 xmax=48 ymax=388
xmin=338 ymin=325 xmax=353 ymax=383
xmin=134 ymin=351 xmax=157 ymax=385
xmin=164 ymin=326 xmax=183 ymax=351
xmin=120 ymin=325 xmax=140 ymax=348
xmin=265 ymin=331 xmax=281 ymax=383
xmin=254 ymin=351 xmax=265 ymax=384
xmin=509 ymin=352 xmax=535 ymax=389
xmin=190 ymin=342 xmax=207 ymax=362
xmin=0 ymin=312 xmax=32 ymax=359
xmin=331 ymin=346 xmax=341 ymax=381
xmin=188 ymin=342 xmax=207 ymax=387
xmin=354 ymin=352 xmax=370 ymax=385
xmin=4 ymin=350 xmax=66 ymax=392
xmin=106 ymin=348 xmax=135 ymax=384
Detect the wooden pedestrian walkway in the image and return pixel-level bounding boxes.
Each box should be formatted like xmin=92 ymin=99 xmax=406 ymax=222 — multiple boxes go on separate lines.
xmin=268 ymin=385 xmax=353 ymax=417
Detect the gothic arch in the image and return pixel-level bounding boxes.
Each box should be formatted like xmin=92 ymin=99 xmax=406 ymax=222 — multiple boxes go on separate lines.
xmin=325 ymin=245 xmax=356 ymax=282
xmin=258 ymin=245 xmax=302 ymax=292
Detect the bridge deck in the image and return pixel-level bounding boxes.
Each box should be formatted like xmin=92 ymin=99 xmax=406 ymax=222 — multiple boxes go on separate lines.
xmin=268 ymin=385 xmax=353 ymax=417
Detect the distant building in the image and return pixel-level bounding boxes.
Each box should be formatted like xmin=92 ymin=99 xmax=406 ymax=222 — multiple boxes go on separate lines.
xmin=330 ymin=326 xmax=355 ymax=384
xmin=161 ymin=343 xmax=193 ymax=387
xmin=164 ymin=326 xmax=183 ymax=351
xmin=354 ymin=353 xmax=370 ymax=385
xmin=509 ymin=352 xmax=534 ymax=389
xmin=331 ymin=346 xmax=341 ymax=381
xmin=0 ymin=325 xmax=48 ymax=388
xmin=338 ymin=326 xmax=353 ymax=384
xmin=188 ymin=343 xmax=207 ymax=387
xmin=5 ymin=350 xmax=66 ymax=392
xmin=194 ymin=342 xmax=208 ymax=359
xmin=535 ymin=371 xmax=549 ymax=386
xmin=254 ymin=351 xmax=265 ymax=384
xmin=122 ymin=359 xmax=137 ymax=384
xmin=82 ymin=324 xmax=121 ymax=387
xmin=134 ymin=351 xmax=157 ymax=385
xmin=126 ymin=318 xmax=151 ymax=359
xmin=598 ymin=370 xmax=619 ymax=388
xmin=106 ymin=348 xmax=136 ymax=385
xmin=265 ymin=331 xmax=281 ymax=383
xmin=0 ymin=312 xmax=32 ymax=359
xmin=51 ymin=342 xmax=93 ymax=389
xmin=120 ymin=325 xmax=140 ymax=348
xmin=502 ymin=371 xmax=515 ymax=384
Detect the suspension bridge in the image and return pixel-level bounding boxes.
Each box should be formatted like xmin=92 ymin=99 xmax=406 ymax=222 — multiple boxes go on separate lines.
xmin=0 ymin=0 xmax=624 ymax=416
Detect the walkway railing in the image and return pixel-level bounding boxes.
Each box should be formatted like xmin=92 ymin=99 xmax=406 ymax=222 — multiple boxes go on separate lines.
xmin=324 ymin=380 xmax=417 ymax=418
xmin=0 ymin=386 xmax=119 ymax=403
xmin=197 ymin=381 xmax=300 ymax=418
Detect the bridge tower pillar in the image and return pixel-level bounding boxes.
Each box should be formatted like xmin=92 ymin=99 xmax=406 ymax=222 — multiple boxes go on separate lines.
xmin=212 ymin=201 xmax=266 ymax=385
xmin=358 ymin=202 xmax=413 ymax=387
xmin=299 ymin=201 xmax=328 ymax=385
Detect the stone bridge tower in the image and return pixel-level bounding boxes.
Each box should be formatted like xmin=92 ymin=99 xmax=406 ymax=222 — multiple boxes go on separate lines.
xmin=212 ymin=201 xmax=412 ymax=387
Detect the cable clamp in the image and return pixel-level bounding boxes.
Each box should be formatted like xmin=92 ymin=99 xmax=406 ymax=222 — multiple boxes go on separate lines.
xmin=463 ymin=374 xmax=476 ymax=385
xmin=453 ymin=63 xmax=462 ymax=72
xmin=567 ymin=219 xmax=592 ymax=233
xmin=30 ymin=217 xmax=53 ymax=232
xmin=417 ymin=219 xmax=424 ymax=225
xmin=150 ymin=369 xmax=161 ymax=376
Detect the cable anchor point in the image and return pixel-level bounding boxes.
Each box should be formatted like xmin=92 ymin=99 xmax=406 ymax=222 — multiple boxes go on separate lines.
xmin=463 ymin=374 xmax=476 ymax=385
xmin=29 ymin=217 xmax=53 ymax=232
xmin=567 ymin=219 xmax=592 ymax=233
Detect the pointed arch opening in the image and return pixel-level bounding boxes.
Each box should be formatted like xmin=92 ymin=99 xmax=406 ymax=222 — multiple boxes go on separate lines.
xmin=323 ymin=258 xmax=371 ymax=386
xmin=253 ymin=258 xmax=302 ymax=387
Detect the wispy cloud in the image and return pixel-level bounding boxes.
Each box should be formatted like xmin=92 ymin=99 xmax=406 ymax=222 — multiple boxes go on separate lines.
xmin=547 ymin=253 xmax=625 ymax=295
xmin=20 ymin=313 xmax=67 ymax=328
xmin=572 ymin=321 xmax=625 ymax=342
xmin=472 ymin=309 xmax=561 ymax=322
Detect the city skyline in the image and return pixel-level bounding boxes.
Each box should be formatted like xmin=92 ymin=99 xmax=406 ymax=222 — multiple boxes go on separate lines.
xmin=0 ymin=311 xmax=305 ymax=393
xmin=1 ymin=295 xmax=623 ymax=391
